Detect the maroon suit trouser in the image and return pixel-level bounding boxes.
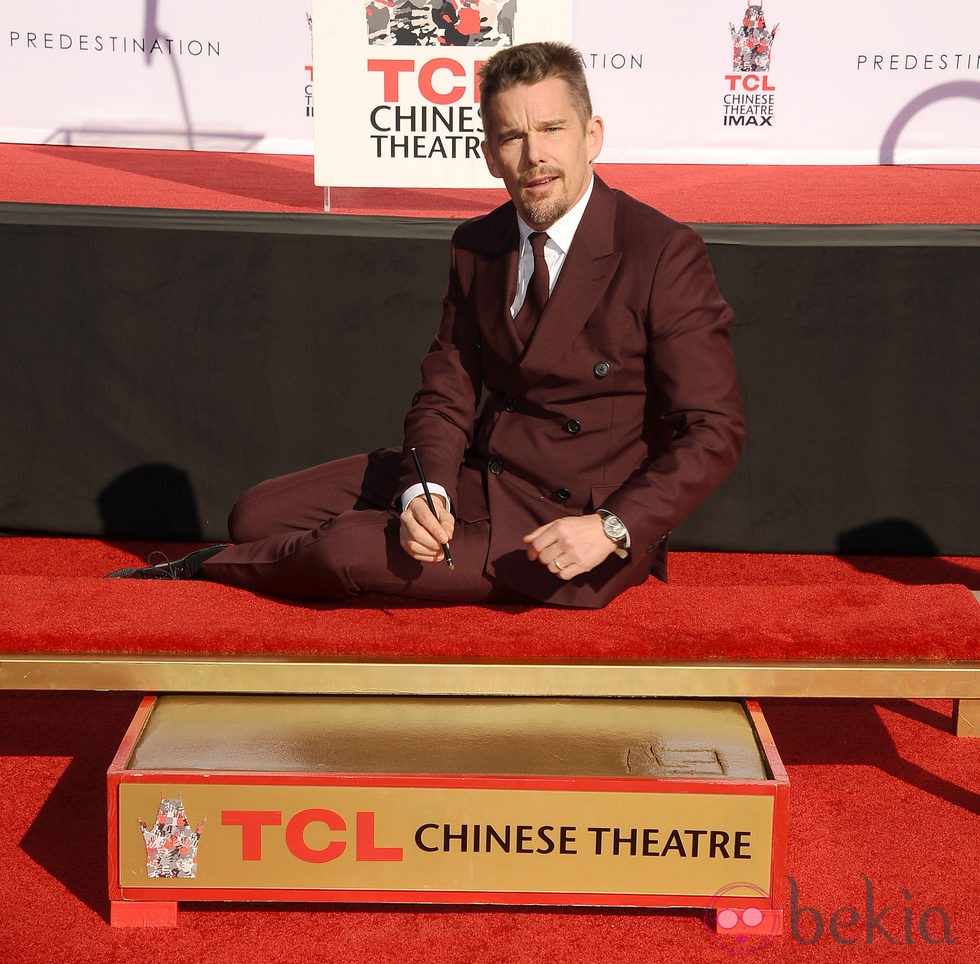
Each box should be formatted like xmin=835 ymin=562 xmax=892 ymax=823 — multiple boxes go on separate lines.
xmin=201 ymin=449 xmax=521 ymax=604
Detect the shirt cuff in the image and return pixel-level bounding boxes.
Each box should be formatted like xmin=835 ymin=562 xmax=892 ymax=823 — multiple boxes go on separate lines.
xmin=401 ymin=482 xmax=451 ymax=513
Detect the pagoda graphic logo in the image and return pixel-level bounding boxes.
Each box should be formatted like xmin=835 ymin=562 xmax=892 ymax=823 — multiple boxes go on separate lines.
xmin=730 ymin=4 xmax=779 ymax=72
xmin=138 ymin=795 xmax=206 ymax=879
xmin=723 ymin=3 xmax=780 ymax=128
xmin=365 ymin=0 xmax=515 ymax=47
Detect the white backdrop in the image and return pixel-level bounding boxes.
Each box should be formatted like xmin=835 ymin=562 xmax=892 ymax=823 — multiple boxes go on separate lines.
xmin=0 ymin=0 xmax=315 ymax=153
xmin=2 ymin=0 xmax=978 ymax=171
xmin=578 ymin=0 xmax=980 ymax=165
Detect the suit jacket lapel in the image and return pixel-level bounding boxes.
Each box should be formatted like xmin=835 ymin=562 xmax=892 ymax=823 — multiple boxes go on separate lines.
xmin=518 ymin=178 xmax=622 ymax=388
xmin=474 ymin=214 xmax=522 ymax=367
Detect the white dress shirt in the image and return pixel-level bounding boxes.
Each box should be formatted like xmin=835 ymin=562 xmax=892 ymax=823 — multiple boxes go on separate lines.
xmin=511 ymin=175 xmax=594 ymax=315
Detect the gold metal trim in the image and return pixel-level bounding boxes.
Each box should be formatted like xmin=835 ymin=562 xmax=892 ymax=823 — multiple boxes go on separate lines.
xmin=955 ymin=698 xmax=980 ymax=737
xmin=2 ymin=654 xmax=978 ymax=698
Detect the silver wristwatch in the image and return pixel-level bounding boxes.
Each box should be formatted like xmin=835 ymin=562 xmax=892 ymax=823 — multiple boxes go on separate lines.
xmin=597 ymin=509 xmax=629 ymax=558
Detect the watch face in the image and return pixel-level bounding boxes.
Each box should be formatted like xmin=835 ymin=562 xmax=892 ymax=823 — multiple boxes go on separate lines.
xmin=602 ymin=515 xmax=627 ymax=543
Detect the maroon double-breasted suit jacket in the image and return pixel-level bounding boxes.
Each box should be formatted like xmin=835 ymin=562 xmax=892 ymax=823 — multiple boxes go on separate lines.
xmin=399 ymin=176 xmax=745 ymax=608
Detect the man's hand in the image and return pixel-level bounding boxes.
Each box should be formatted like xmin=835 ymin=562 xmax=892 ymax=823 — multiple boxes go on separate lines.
xmin=400 ymin=494 xmax=455 ymax=564
xmin=523 ymin=514 xmax=618 ymax=580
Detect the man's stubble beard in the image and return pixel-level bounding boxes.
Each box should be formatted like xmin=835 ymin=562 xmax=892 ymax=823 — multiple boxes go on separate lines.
xmin=519 ymin=170 xmax=569 ymax=226
xmin=523 ymin=193 xmax=570 ymax=226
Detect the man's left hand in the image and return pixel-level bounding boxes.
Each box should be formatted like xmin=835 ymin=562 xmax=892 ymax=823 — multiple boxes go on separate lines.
xmin=523 ymin=514 xmax=618 ymax=580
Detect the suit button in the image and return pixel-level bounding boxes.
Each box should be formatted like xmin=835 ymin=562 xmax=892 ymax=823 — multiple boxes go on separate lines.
xmin=594 ymin=361 xmax=611 ymax=378
xmin=505 ymin=398 xmax=519 ymax=412
xmin=489 ymin=460 xmax=504 ymax=476
xmin=556 ymin=488 xmax=571 ymax=502
xmin=565 ymin=419 xmax=581 ymax=435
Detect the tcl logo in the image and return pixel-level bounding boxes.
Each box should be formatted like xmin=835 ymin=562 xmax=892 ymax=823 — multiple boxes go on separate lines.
xmin=724 ymin=73 xmax=776 ymax=91
xmin=368 ymin=58 xmax=485 ymax=103
xmin=222 ymin=809 xmax=403 ymax=862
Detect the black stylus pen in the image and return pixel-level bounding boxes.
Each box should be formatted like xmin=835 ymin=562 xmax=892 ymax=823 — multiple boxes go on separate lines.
xmin=410 ymin=447 xmax=454 ymax=571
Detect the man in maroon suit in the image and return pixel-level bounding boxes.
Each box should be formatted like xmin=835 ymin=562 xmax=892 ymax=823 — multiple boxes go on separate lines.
xmin=109 ymin=42 xmax=745 ymax=609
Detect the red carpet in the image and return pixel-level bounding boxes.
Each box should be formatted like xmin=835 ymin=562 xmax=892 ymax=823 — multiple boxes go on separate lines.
xmin=2 ymin=691 xmax=977 ymax=962
xmin=1 ymin=539 xmax=978 ymax=662
xmin=2 ymin=142 xmax=979 ymax=223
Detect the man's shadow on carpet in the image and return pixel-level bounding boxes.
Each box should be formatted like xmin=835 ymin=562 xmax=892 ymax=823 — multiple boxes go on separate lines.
xmin=838 ymin=518 xmax=980 ymax=589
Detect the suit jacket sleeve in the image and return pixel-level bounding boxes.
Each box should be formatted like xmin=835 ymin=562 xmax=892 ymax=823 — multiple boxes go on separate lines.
xmin=398 ymin=228 xmax=483 ymax=507
xmin=598 ymin=222 xmax=745 ymax=556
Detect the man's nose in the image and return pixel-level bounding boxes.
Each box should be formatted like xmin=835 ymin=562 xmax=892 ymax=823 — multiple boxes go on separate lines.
xmin=525 ymin=131 xmax=548 ymax=167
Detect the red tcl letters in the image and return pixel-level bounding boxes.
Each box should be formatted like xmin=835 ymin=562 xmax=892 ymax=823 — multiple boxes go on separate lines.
xmin=222 ymin=809 xmax=404 ymax=862
xmin=367 ymin=58 xmax=484 ymax=103
xmin=724 ymin=73 xmax=776 ymax=91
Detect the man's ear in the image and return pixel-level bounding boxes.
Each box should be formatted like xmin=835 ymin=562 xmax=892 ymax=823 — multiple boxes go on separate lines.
xmin=586 ymin=115 xmax=605 ymax=164
xmin=481 ymin=139 xmax=502 ymax=179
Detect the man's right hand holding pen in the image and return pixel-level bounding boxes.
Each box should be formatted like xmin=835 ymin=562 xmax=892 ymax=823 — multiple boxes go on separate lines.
xmin=399 ymin=494 xmax=455 ymax=566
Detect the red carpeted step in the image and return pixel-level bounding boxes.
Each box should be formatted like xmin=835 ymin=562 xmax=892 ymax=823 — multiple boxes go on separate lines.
xmin=2 ymin=144 xmax=978 ymax=223
xmin=0 ymin=571 xmax=976 ymax=662
xmin=2 ymin=538 xmax=976 ymax=662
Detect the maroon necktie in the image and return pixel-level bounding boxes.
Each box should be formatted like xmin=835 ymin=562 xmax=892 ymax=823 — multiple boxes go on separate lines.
xmin=513 ymin=231 xmax=550 ymax=345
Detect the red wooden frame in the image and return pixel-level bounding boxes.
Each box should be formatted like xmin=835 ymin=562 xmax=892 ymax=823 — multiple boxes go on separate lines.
xmin=108 ymin=697 xmax=788 ymax=933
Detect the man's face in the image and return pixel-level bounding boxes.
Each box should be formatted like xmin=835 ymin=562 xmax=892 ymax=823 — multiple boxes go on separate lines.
xmin=481 ymin=77 xmax=604 ymax=230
